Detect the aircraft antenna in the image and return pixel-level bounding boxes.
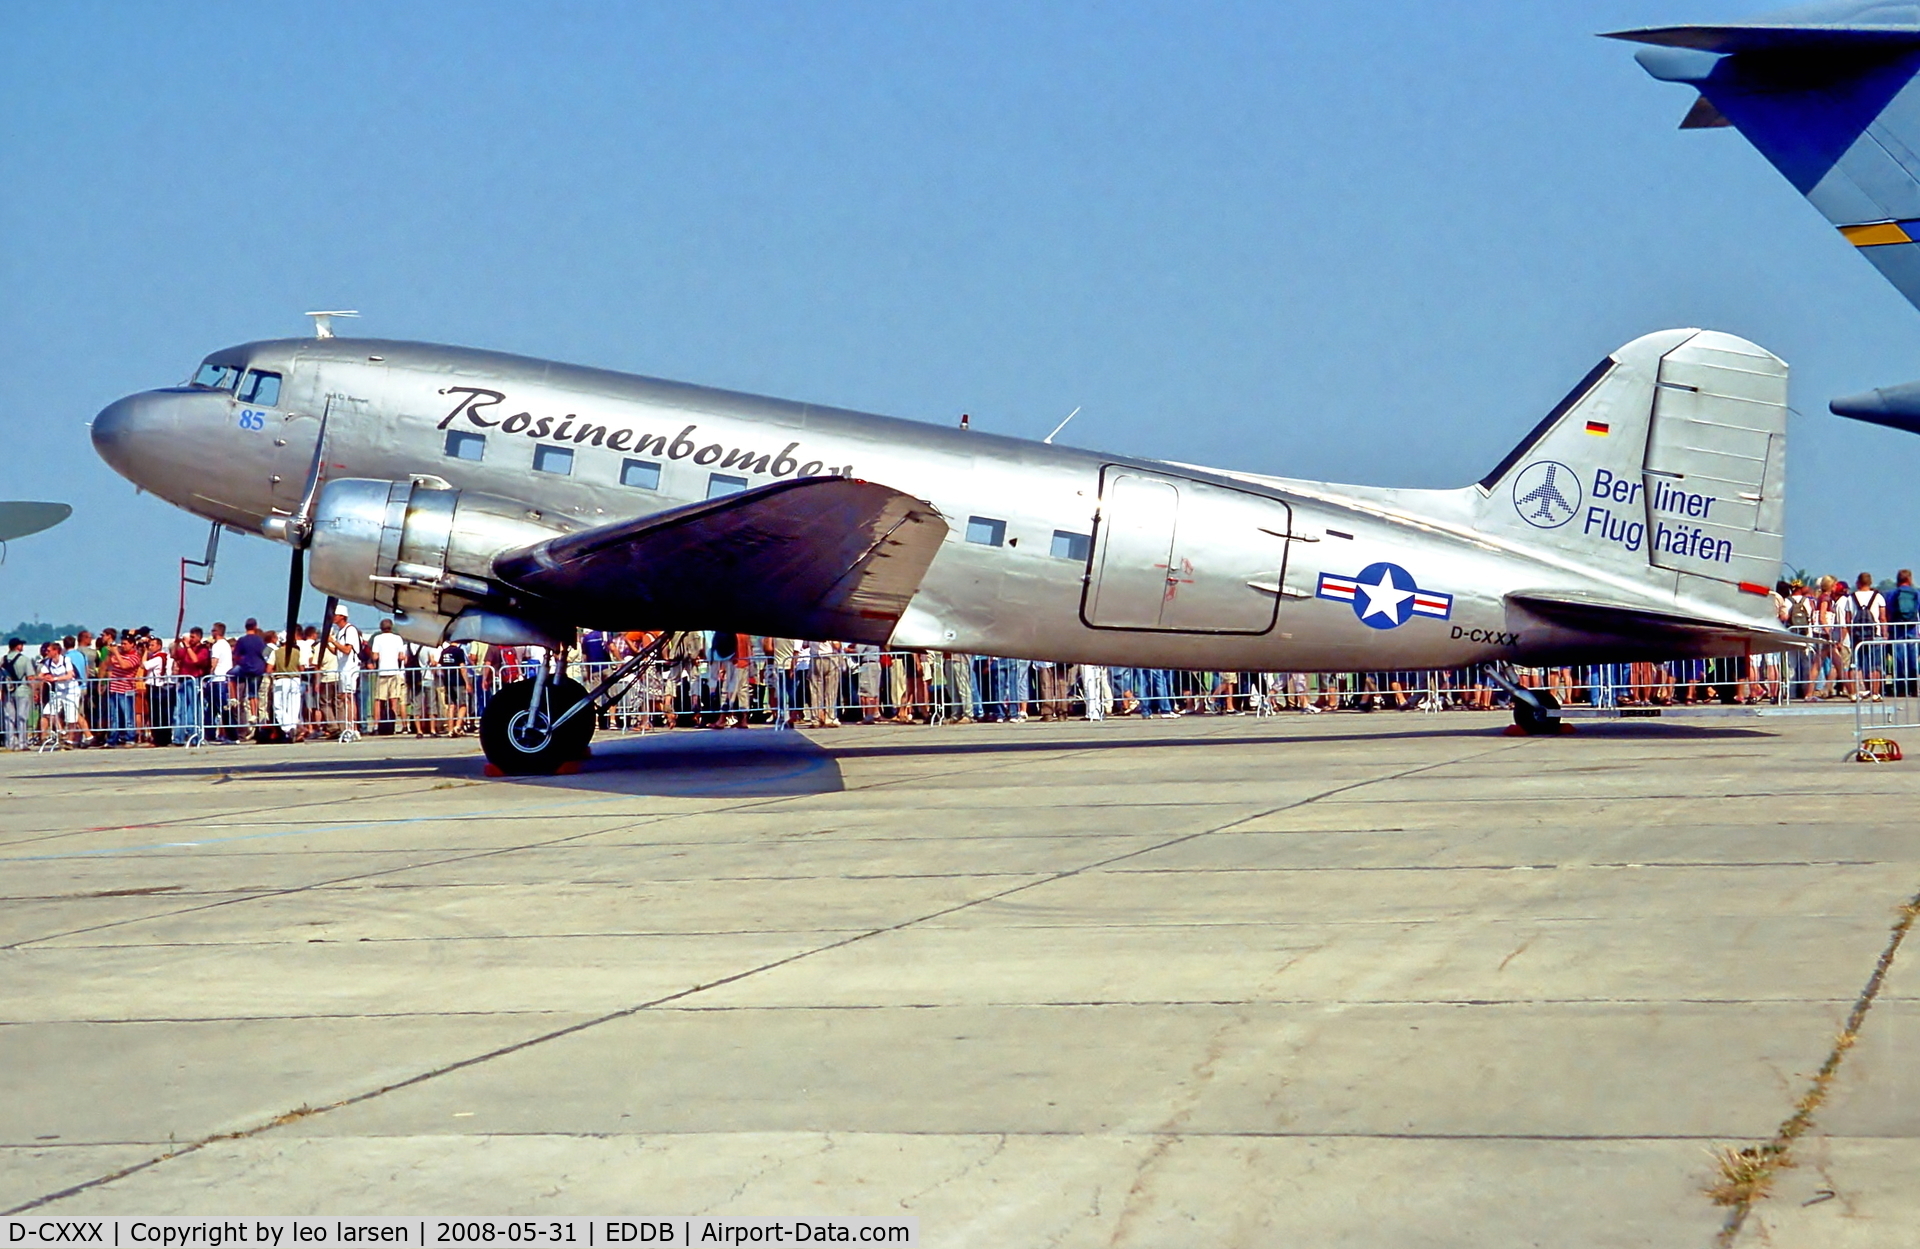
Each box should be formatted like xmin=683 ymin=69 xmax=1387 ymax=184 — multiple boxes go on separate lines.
xmin=304 ymin=310 xmax=360 ymax=339
xmin=1043 ymin=406 xmax=1082 ymax=444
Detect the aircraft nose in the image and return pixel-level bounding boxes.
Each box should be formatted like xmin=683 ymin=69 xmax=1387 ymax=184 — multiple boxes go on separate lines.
xmin=90 ymin=391 xmax=173 ymax=482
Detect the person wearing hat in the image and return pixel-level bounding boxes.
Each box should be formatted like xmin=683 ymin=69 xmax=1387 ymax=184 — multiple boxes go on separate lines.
xmin=325 ymin=609 xmax=362 ymax=735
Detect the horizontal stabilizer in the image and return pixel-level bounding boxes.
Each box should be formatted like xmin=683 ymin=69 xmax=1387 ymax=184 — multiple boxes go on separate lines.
xmin=1507 ymin=589 xmax=1800 ymax=655
xmin=492 ymin=477 xmax=948 ymax=642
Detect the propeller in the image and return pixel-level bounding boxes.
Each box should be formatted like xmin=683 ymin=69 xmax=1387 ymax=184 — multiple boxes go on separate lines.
xmin=285 ymin=544 xmax=306 ymax=643
xmin=265 ymin=396 xmax=338 ymax=642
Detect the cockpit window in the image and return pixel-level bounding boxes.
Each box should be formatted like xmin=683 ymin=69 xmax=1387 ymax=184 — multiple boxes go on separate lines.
xmin=192 ymin=362 xmax=242 ymax=392
xmin=239 ymin=369 xmax=282 ymax=407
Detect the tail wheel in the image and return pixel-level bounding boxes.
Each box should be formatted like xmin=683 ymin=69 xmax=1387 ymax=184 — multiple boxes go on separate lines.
xmin=1511 ymin=689 xmax=1562 ymax=736
xmin=481 ymin=677 xmax=595 ymax=775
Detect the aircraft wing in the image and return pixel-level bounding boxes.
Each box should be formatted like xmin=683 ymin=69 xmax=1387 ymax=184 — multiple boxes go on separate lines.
xmin=0 ymin=501 xmax=72 ymax=543
xmin=1609 ymin=6 xmax=1920 ymax=307
xmin=492 ymin=477 xmax=949 ymax=643
xmin=1507 ymin=589 xmax=1802 ymax=655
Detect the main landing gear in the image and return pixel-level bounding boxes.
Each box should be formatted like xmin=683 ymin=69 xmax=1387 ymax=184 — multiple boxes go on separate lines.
xmin=480 ymin=675 xmax=595 ymax=775
xmin=478 ymin=631 xmax=679 ymax=775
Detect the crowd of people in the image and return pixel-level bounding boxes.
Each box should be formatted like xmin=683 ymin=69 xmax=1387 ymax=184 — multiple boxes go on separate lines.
xmin=3 ymin=570 xmax=1916 ymax=751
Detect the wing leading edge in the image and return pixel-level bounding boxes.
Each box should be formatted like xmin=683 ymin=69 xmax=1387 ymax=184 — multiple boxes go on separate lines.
xmin=492 ymin=477 xmax=949 ymax=643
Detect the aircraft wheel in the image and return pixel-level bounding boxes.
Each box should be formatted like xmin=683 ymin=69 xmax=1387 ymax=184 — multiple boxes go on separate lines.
xmin=1511 ymin=689 xmax=1562 ymax=736
xmin=481 ymin=677 xmax=595 ymax=775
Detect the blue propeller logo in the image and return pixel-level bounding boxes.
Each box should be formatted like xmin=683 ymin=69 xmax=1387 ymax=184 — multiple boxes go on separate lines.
xmin=1511 ymin=460 xmax=1580 ymax=528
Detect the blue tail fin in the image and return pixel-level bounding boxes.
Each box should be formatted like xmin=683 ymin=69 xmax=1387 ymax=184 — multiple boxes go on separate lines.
xmin=1611 ymin=4 xmax=1920 ymax=310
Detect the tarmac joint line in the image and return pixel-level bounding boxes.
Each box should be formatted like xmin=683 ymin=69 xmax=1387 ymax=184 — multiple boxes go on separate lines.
xmin=1708 ymin=881 xmax=1920 ymax=1246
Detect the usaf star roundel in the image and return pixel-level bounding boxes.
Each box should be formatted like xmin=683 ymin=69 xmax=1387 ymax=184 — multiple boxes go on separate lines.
xmin=1316 ymin=562 xmax=1454 ymax=630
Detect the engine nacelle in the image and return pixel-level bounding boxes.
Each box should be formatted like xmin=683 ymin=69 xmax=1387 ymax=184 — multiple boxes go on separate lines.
xmin=307 ymin=478 xmax=581 ymax=643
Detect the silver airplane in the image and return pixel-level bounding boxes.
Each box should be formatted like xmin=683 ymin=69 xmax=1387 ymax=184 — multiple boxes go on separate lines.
xmin=91 ymin=324 xmax=1796 ymax=772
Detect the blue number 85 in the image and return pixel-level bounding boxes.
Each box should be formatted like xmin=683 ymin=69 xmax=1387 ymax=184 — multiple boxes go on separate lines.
xmin=238 ymin=410 xmax=266 ymax=431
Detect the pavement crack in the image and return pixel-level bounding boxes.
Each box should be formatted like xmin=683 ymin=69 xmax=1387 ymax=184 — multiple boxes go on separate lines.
xmin=1708 ymin=883 xmax=1920 ymax=1246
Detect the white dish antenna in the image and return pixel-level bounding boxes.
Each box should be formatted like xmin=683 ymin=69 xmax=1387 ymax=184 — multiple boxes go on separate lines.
xmin=305 ymin=310 xmax=360 ymax=339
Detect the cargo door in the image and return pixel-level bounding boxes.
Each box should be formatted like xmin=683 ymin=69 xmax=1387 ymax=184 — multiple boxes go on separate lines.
xmin=1082 ymin=466 xmax=1288 ymax=634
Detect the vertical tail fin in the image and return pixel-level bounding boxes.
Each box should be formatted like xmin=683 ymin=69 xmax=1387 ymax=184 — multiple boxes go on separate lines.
xmin=1612 ymin=13 xmax=1920 ymax=312
xmin=1476 ymin=329 xmax=1787 ymax=617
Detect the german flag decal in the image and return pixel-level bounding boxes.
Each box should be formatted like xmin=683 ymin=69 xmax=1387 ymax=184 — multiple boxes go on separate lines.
xmin=1584 ymin=420 xmax=1610 ymax=436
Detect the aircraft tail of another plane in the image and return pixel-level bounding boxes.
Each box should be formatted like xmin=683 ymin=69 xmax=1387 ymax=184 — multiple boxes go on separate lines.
xmin=1473 ymin=328 xmax=1788 ymax=621
xmin=1610 ymin=7 xmax=1920 ymax=312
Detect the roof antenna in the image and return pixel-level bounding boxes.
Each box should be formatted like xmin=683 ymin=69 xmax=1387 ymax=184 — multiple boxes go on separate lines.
xmin=1043 ymin=406 xmax=1082 ymax=444
xmin=305 ymin=310 xmax=360 ymax=339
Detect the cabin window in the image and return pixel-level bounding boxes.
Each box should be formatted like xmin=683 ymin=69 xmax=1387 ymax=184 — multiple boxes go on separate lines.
xmin=533 ymin=444 xmax=574 ymax=475
xmin=1050 ymin=529 xmax=1091 ymax=561
xmin=966 ymin=516 xmax=1007 ymax=547
xmin=192 ymin=363 xmax=242 ymax=392
xmin=238 ymin=369 xmax=282 ymax=407
xmin=707 ymin=473 xmax=748 ymax=499
xmin=444 ymin=430 xmax=486 ymax=462
xmin=620 ymin=459 xmax=661 ymax=490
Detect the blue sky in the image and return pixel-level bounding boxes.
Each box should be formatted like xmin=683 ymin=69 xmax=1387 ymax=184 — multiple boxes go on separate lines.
xmin=4 ymin=1 xmax=1915 ymax=630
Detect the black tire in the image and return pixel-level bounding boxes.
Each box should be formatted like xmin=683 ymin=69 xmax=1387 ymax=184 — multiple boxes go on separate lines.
xmin=480 ymin=677 xmax=595 ymax=775
xmin=1511 ymin=689 xmax=1562 ymax=736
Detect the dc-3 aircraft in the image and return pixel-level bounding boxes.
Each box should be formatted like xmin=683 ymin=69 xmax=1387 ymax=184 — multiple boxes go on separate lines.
xmin=1613 ymin=0 xmax=1920 ymax=435
xmin=91 ymin=323 xmax=1796 ymax=772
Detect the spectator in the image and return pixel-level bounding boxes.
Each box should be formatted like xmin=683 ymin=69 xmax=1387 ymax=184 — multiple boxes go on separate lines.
xmin=269 ymin=627 xmax=308 ymax=741
xmin=1889 ymin=569 xmax=1920 ymax=697
xmin=327 ymin=610 xmax=363 ymax=735
xmin=1079 ymin=663 xmax=1111 ymax=721
xmin=208 ymin=622 xmax=235 ymax=741
xmin=172 ymin=627 xmax=211 ymax=742
xmin=2 ymin=638 xmax=33 ymax=750
xmin=231 ymin=618 xmax=269 ymax=729
xmin=35 ymin=641 xmax=83 ymax=748
xmin=438 ymin=641 xmax=471 ymax=736
xmin=1843 ymin=572 xmax=1887 ymax=701
xmin=416 ymin=639 xmax=445 ymax=735
xmin=104 ymin=638 xmax=141 ymax=746
xmin=368 ymin=619 xmax=408 ymax=734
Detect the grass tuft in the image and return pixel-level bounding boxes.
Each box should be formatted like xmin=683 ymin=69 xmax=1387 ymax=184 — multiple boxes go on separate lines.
xmin=1707 ymin=1144 xmax=1790 ymax=1207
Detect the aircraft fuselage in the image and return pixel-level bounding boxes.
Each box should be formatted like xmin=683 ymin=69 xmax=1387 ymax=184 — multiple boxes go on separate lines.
xmin=91 ymin=335 xmax=1787 ymax=672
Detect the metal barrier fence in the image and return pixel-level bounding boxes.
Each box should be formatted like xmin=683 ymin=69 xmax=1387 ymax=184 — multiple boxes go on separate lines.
xmin=1852 ymin=637 xmax=1920 ymax=753
xmin=4 ymin=620 xmax=1916 ymax=752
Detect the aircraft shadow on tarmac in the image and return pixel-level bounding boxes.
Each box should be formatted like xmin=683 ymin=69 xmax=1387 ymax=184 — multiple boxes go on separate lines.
xmin=462 ymin=718 xmax=1779 ymax=795
xmin=10 ymin=731 xmax=847 ymax=800
xmin=12 ymin=719 xmax=1772 ymax=800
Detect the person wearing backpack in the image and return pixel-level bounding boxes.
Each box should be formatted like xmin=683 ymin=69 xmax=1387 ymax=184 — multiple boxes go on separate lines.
xmin=1888 ymin=569 xmax=1920 ymax=697
xmin=1844 ymin=573 xmax=1888 ymax=702
xmin=1 ymin=638 xmax=33 ymax=750
xmin=1784 ymin=582 xmax=1814 ymax=699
